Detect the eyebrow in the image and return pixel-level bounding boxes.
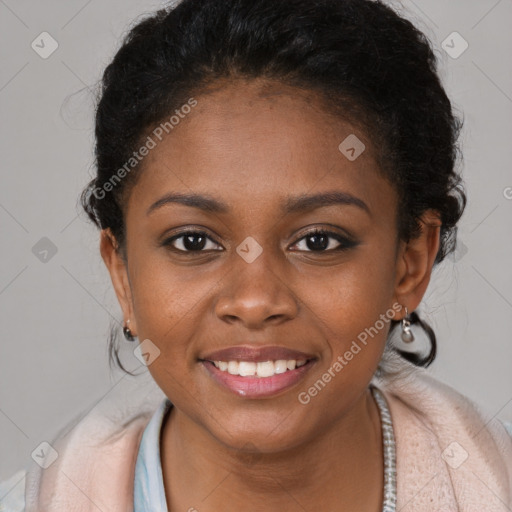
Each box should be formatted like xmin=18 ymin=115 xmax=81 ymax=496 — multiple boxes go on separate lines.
xmin=146 ymin=190 xmax=370 ymax=216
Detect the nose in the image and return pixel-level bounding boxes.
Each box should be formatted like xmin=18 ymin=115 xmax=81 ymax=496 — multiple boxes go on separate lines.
xmin=214 ymin=250 xmax=298 ymax=329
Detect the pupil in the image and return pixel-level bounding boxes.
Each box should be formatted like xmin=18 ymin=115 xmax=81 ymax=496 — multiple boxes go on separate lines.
xmin=184 ymin=234 xmax=206 ymax=251
xmin=307 ymin=233 xmax=328 ymax=251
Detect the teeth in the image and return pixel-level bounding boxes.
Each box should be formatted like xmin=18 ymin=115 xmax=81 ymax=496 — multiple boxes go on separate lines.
xmin=256 ymin=361 xmax=274 ymax=377
xmin=238 ymin=361 xmax=256 ymax=376
xmin=227 ymin=361 xmax=239 ymax=375
xmin=286 ymin=360 xmax=296 ymax=370
xmin=211 ymin=359 xmax=308 ymax=377
xmin=275 ymin=360 xmax=288 ymax=374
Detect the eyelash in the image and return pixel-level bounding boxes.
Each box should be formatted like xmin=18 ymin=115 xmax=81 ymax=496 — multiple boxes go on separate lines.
xmin=162 ymin=228 xmax=356 ymax=254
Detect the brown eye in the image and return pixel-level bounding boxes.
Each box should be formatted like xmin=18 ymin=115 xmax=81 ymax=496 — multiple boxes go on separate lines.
xmin=291 ymin=229 xmax=357 ymax=252
xmin=163 ymin=231 xmax=222 ymax=252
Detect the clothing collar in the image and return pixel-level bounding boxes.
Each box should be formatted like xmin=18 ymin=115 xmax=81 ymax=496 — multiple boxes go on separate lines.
xmin=134 ymin=397 xmax=172 ymax=512
xmin=23 ymin=359 xmax=512 ymax=511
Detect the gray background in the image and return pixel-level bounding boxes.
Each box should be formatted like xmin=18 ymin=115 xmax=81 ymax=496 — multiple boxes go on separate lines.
xmin=1 ymin=0 xmax=511 ymax=481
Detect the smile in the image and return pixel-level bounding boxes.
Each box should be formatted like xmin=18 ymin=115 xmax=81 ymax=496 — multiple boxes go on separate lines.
xmin=211 ymin=359 xmax=307 ymax=377
xmin=201 ymin=358 xmax=315 ymax=398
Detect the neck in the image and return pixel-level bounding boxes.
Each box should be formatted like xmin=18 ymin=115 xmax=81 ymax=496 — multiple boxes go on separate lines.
xmin=160 ymin=387 xmax=384 ymax=512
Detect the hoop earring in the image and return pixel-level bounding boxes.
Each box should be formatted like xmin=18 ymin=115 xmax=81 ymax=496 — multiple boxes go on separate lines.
xmin=123 ymin=319 xmax=136 ymax=342
xmin=401 ymin=306 xmax=415 ymax=343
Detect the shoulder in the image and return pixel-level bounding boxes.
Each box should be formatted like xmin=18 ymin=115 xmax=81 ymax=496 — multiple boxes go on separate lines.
xmin=22 ymin=378 xmax=166 ymax=511
xmin=374 ymin=358 xmax=512 ymax=466
xmin=0 ymin=468 xmax=27 ymax=512
xmin=379 ymin=361 xmax=511 ymax=434
xmin=373 ymin=360 xmax=512 ymax=507
xmin=375 ymin=357 xmax=506 ymax=427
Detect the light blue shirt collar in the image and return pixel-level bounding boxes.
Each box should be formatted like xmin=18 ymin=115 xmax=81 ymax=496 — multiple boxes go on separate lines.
xmin=134 ymin=397 xmax=173 ymax=512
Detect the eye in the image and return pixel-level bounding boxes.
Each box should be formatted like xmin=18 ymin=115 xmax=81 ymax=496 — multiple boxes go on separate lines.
xmin=162 ymin=228 xmax=356 ymax=254
xmin=290 ymin=228 xmax=357 ymax=252
xmin=162 ymin=230 xmax=222 ymax=252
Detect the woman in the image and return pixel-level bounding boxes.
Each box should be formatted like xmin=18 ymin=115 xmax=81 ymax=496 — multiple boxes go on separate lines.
xmin=2 ymin=0 xmax=512 ymax=510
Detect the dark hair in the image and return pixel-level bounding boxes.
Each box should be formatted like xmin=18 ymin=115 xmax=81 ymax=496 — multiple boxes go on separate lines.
xmin=80 ymin=0 xmax=466 ymax=375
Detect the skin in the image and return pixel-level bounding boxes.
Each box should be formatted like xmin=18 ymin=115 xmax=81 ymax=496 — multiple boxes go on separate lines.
xmin=101 ymin=78 xmax=441 ymax=511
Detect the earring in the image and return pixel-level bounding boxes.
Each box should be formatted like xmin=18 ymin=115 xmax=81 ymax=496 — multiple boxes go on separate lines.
xmin=401 ymin=306 xmax=415 ymax=343
xmin=123 ymin=319 xmax=136 ymax=342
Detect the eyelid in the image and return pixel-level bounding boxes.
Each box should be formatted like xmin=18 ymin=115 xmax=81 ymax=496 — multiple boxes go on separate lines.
xmin=289 ymin=228 xmax=356 ymax=252
xmin=162 ymin=229 xmax=223 ymax=252
xmin=292 ymin=224 xmax=354 ymax=242
xmin=162 ymin=225 xmax=356 ymax=254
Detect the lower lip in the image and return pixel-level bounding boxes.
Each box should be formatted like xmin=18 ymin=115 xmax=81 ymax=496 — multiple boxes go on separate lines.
xmin=201 ymin=360 xmax=315 ymax=398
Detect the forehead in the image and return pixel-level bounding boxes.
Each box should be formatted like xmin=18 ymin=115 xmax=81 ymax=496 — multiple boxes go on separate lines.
xmin=126 ymin=79 xmax=395 ymax=221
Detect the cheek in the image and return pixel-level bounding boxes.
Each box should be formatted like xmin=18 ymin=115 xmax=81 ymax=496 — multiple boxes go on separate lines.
xmin=128 ymin=256 xmax=218 ymax=355
xmin=299 ymin=248 xmax=396 ymax=362
xmin=127 ymin=257 xmax=220 ymax=403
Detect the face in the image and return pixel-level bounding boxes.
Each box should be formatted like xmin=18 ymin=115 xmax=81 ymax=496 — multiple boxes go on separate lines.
xmin=101 ymin=78 xmax=439 ymax=452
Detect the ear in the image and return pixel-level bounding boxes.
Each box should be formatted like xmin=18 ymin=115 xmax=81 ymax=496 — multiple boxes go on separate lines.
xmin=393 ymin=209 xmax=441 ymax=318
xmin=99 ymin=229 xmax=137 ymax=336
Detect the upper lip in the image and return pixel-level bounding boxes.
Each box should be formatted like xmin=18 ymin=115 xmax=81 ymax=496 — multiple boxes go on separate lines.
xmin=200 ymin=345 xmax=316 ymax=363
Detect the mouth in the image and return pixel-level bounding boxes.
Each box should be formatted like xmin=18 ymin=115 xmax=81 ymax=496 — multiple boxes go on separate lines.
xmin=209 ymin=358 xmax=308 ymax=377
xmin=198 ymin=345 xmax=317 ymax=398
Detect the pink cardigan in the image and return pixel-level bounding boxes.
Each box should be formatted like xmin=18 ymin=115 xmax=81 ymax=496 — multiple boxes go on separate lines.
xmin=24 ymin=361 xmax=512 ymax=511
